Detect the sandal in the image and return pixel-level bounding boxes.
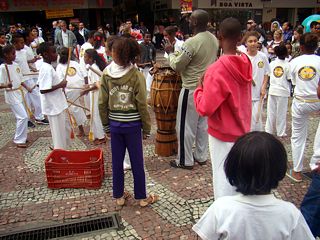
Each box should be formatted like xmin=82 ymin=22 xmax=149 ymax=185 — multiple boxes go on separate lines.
xmin=16 ymin=143 xmax=27 ymax=148
xmin=286 ymin=169 xmax=302 ymax=183
xmin=116 ymin=191 xmax=131 ymax=206
xmin=140 ymin=194 xmax=159 ymax=207
xmin=93 ymin=138 xmax=106 ymax=145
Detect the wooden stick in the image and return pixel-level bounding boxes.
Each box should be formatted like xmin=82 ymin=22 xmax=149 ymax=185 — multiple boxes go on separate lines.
xmin=256 ymin=97 xmax=264 ymax=123
xmin=66 ymin=86 xmax=85 ymax=90
xmin=23 ymin=72 xmax=39 ymax=76
xmin=67 ymin=100 xmax=90 ymax=112
xmin=87 ymin=65 xmax=102 ymax=77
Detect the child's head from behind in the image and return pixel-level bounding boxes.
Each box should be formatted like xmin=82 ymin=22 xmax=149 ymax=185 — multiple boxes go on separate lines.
xmin=300 ymin=32 xmax=319 ymax=54
xmin=58 ymin=47 xmax=69 ymax=64
xmin=224 ymin=132 xmax=287 ymax=195
xmin=38 ymin=42 xmax=57 ymax=63
xmin=112 ymin=36 xmax=140 ymax=67
xmin=218 ymin=17 xmax=242 ymax=48
xmin=0 ymin=44 xmax=16 ymax=63
xmin=274 ymin=43 xmax=288 ymax=60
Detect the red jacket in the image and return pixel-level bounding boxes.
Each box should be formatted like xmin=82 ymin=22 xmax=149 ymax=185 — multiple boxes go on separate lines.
xmin=194 ymin=54 xmax=252 ymax=142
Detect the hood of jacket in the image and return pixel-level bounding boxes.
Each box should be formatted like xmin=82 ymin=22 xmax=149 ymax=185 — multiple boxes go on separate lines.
xmin=105 ymin=61 xmax=134 ymax=82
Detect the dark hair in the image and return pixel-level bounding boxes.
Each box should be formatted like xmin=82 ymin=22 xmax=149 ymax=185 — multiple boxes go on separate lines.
xmin=294 ymin=26 xmax=304 ymax=35
xmin=106 ymin=35 xmax=119 ymax=52
xmin=37 ymin=42 xmax=53 ymax=56
xmin=219 ymin=17 xmax=242 ymax=40
xmin=142 ymin=31 xmax=152 ymax=37
xmin=11 ymin=33 xmax=24 ymax=44
xmin=112 ymin=36 xmax=140 ymax=67
xmin=88 ymin=30 xmax=95 ymax=39
xmin=93 ymin=31 xmax=105 ymax=50
xmin=0 ymin=44 xmax=15 ymax=59
xmin=58 ymin=47 xmax=69 ymax=64
xmin=85 ymin=49 xmax=106 ymax=71
xmin=164 ymin=26 xmax=178 ymax=37
xmin=300 ymin=33 xmax=319 ymax=52
xmin=310 ymin=21 xmax=320 ymax=29
xmin=224 ymin=132 xmax=287 ymax=195
xmin=274 ymin=43 xmax=288 ymax=60
xmin=23 ymin=28 xmax=33 ymax=42
xmin=0 ymin=31 xmax=5 ymax=36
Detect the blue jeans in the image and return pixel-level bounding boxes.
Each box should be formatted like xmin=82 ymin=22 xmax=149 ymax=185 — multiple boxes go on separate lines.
xmin=301 ymin=172 xmax=320 ymax=237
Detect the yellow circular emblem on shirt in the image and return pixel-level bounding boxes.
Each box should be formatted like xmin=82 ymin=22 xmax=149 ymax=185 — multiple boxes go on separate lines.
xmin=273 ymin=66 xmax=284 ymax=78
xmin=298 ymin=66 xmax=316 ymax=81
xmin=16 ymin=68 xmax=20 ymax=73
xmin=67 ymin=67 xmax=76 ymax=77
xmin=80 ymin=49 xmax=84 ymax=58
xmin=258 ymin=61 xmax=264 ymax=68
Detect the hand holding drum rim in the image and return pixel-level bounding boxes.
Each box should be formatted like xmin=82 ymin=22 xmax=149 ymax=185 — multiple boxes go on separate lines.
xmin=162 ymin=38 xmax=174 ymax=54
xmin=198 ymin=74 xmax=205 ymax=87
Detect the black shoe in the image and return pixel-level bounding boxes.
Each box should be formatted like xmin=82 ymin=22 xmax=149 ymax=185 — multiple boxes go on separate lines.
xmin=194 ymin=157 xmax=207 ymax=166
xmin=28 ymin=121 xmax=36 ymax=128
xmin=170 ymin=160 xmax=193 ymax=170
xmin=35 ymin=118 xmax=49 ymax=125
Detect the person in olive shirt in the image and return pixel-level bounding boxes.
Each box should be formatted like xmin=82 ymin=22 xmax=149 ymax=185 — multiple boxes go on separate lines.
xmin=164 ymin=9 xmax=219 ymax=169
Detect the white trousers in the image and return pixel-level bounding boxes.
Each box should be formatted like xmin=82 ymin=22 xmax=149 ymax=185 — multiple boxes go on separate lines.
xmin=265 ymin=95 xmax=288 ymax=136
xmin=23 ymin=78 xmax=44 ymax=120
xmin=291 ymin=99 xmax=320 ymax=172
xmin=140 ymin=67 xmax=153 ymax=96
xmin=251 ymin=99 xmax=264 ymax=131
xmin=311 ymin=121 xmax=320 ymax=167
xmin=83 ymin=94 xmax=91 ymax=116
xmin=66 ymin=90 xmax=86 ymax=126
xmin=48 ymin=110 xmax=71 ymax=149
xmin=209 ymin=135 xmax=236 ymax=199
xmin=10 ymin=103 xmax=28 ymax=144
xmin=90 ymin=91 xmax=105 ymax=140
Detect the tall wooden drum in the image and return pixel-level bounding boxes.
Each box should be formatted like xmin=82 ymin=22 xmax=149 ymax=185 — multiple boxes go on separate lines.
xmin=150 ymin=66 xmax=182 ymax=157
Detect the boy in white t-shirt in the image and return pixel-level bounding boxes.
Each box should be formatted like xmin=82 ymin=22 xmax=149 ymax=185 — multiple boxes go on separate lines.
xmin=12 ymin=33 xmax=48 ymax=125
xmin=244 ymin=31 xmax=270 ymax=131
xmin=0 ymin=45 xmax=29 ymax=148
xmin=193 ymin=132 xmax=314 ymax=240
xmin=265 ymin=44 xmax=291 ymax=137
xmin=37 ymin=42 xmax=70 ymax=149
xmin=287 ymin=33 xmax=320 ymax=182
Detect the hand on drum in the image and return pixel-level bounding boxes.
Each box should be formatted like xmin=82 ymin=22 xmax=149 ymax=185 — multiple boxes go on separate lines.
xmin=162 ymin=38 xmax=174 ymax=54
xmin=198 ymin=74 xmax=205 ymax=88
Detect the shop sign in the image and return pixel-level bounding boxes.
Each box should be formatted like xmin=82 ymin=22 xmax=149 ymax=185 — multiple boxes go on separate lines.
xmin=45 ymin=9 xmax=74 ymax=19
xmin=181 ymin=0 xmax=192 ymax=14
xmin=200 ymin=0 xmax=263 ymax=9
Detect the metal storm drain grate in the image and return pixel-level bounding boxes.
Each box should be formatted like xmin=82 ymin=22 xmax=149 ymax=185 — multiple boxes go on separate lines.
xmin=0 ymin=214 xmax=121 ymax=240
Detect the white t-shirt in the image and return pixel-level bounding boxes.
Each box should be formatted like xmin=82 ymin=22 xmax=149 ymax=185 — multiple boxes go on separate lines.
xmin=269 ymin=58 xmax=291 ymax=97
xmin=14 ymin=49 xmax=32 ymax=81
xmin=164 ymin=38 xmax=184 ymax=59
xmin=38 ymin=62 xmax=68 ymax=116
xmin=88 ymin=63 xmax=102 ymax=85
xmin=56 ymin=61 xmax=86 ymax=92
xmin=61 ymin=31 xmax=69 ymax=47
xmin=0 ymin=63 xmax=23 ymax=105
xmin=193 ymin=194 xmax=314 ymax=240
xmin=247 ymin=51 xmax=270 ymax=101
xmin=290 ymin=54 xmax=320 ymax=98
xmin=96 ymin=46 xmax=108 ymax=63
xmin=79 ymin=42 xmax=93 ymax=76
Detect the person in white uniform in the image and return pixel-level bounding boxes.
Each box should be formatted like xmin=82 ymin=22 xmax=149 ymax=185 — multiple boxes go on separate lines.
xmin=265 ymin=44 xmax=291 ymax=137
xmin=57 ymin=47 xmax=87 ymax=137
xmin=12 ymin=33 xmax=48 ymax=125
xmin=0 ymin=45 xmax=28 ymax=148
xmin=38 ymin=43 xmax=70 ymax=149
xmin=287 ymin=33 xmax=320 ymax=182
xmin=243 ymin=31 xmax=270 ymax=131
xmin=193 ymin=132 xmax=314 ymax=240
xmin=81 ymin=49 xmax=106 ymax=145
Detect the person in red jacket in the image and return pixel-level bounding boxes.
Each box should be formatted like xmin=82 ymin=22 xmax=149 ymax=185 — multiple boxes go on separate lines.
xmin=194 ymin=17 xmax=252 ymax=199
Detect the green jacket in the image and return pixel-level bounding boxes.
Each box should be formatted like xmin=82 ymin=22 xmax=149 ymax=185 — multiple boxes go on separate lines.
xmin=98 ymin=67 xmax=151 ymax=135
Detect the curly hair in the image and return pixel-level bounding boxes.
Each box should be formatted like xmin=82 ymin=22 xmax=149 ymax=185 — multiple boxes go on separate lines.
xmin=300 ymin=32 xmax=319 ymax=52
xmin=112 ymin=36 xmax=140 ymax=67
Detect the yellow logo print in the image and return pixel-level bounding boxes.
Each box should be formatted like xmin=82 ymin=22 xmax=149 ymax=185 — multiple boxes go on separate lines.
xmin=298 ymin=66 xmax=316 ymax=81
xmin=67 ymin=67 xmax=76 ymax=77
xmin=16 ymin=68 xmax=20 ymax=73
xmin=258 ymin=61 xmax=264 ymax=68
xmin=273 ymin=66 xmax=284 ymax=78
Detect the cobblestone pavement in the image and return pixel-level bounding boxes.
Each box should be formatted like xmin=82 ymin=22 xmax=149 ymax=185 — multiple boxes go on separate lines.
xmin=0 ymin=89 xmax=318 ymax=239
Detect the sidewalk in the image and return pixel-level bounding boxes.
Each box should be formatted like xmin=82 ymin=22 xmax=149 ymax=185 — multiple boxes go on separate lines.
xmin=0 ymin=89 xmax=317 ymax=239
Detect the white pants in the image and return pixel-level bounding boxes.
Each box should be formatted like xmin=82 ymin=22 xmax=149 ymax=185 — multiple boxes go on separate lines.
xmin=140 ymin=67 xmax=153 ymax=96
xmin=83 ymin=94 xmax=91 ymax=116
xmin=90 ymin=91 xmax=105 ymax=140
xmin=48 ymin=110 xmax=71 ymax=149
xmin=311 ymin=121 xmax=320 ymax=167
xmin=265 ymin=95 xmax=288 ymax=136
xmin=23 ymin=78 xmax=44 ymax=120
xmin=251 ymin=99 xmax=264 ymax=131
xmin=209 ymin=135 xmax=236 ymax=199
xmin=291 ymin=99 xmax=320 ymax=172
xmin=66 ymin=90 xmax=86 ymax=126
xmin=10 ymin=103 xmax=28 ymax=144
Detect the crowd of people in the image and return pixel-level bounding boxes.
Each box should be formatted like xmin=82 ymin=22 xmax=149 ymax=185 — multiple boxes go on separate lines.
xmin=0 ymin=10 xmax=319 ymax=239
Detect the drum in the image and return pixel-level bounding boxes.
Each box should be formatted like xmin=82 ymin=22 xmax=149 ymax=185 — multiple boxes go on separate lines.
xmin=150 ymin=66 xmax=182 ymax=157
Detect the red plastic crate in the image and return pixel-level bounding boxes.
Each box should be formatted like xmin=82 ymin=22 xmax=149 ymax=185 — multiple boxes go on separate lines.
xmin=45 ymin=149 xmax=104 ymax=189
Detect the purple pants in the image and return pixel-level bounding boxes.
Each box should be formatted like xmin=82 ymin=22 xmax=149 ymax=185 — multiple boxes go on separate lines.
xmin=110 ymin=124 xmax=146 ymax=199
